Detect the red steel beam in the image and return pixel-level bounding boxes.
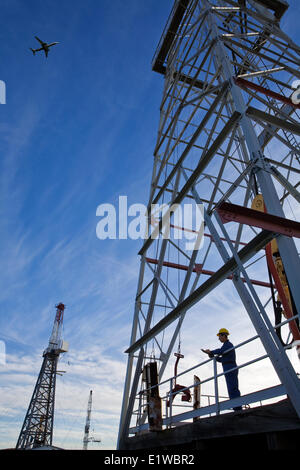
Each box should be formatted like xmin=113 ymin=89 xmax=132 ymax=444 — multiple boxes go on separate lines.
xmin=145 ymin=257 xmax=273 ymax=288
xmin=169 ymin=224 xmax=247 ymax=246
xmin=234 ymin=76 xmax=300 ymax=109
xmin=217 ymin=202 xmax=300 ymax=239
xmin=146 ymin=257 xmax=203 ymax=274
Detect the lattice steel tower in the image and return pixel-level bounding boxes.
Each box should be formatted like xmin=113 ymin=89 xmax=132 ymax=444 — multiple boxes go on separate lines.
xmin=83 ymin=390 xmax=93 ymax=450
xmin=16 ymin=303 xmax=68 ymax=449
xmin=118 ymin=0 xmax=300 ymax=448
xmin=82 ymin=390 xmax=101 ymax=450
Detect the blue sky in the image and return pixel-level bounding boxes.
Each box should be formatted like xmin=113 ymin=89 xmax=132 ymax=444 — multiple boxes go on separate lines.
xmin=0 ymin=0 xmax=300 ymax=450
xmin=0 ymin=0 xmax=174 ymax=449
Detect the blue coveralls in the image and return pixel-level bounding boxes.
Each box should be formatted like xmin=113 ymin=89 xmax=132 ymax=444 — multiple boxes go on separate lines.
xmin=211 ymin=340 xmax=242 ymax=411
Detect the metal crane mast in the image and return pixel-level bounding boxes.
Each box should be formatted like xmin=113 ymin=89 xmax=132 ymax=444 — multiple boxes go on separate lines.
xmin=83 ymin=390 xmax=93 ymax=450
xmin=118 ymin=0 xmax=300 ymax=448
xmin=83 ymin=390 xmax=101 ymax=450
xmin=16 ymin=303 xmax=68 ymax=449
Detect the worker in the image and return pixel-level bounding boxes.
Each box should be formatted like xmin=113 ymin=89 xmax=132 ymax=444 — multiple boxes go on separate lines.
xmin=202 ymin=328 xmax=242 ymax=411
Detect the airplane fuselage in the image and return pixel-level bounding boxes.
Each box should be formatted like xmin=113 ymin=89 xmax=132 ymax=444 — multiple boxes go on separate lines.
xmin=30 ymin=37 xmax=59 ymax=57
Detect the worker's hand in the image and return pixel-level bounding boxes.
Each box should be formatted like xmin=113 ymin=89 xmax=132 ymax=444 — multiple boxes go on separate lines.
xmin=202 ymin=349 xmax=214 ymax=358
xmin=201 ymin=349 xmax=211 ymax=355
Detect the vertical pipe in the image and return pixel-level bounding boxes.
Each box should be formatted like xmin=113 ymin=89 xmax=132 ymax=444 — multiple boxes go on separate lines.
xmin=213 ymin=358 xmax=220 ymax=415
xmin=169 ymin=378 xmax=173 ymax=425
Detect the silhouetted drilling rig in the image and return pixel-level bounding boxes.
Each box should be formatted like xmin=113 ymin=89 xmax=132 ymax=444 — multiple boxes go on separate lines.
xmin=16 ymin=303 xmax=68 ymax=449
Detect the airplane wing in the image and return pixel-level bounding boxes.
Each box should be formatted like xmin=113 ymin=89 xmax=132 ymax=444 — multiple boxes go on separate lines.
xmin=35 ymin=36 xmax=45 ymax=45
xmin=48 ymin=42 xmax=59 ymax=47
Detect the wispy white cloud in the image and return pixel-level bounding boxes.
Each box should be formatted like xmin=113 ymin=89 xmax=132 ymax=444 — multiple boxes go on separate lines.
xmin=1 ymin=0 xmax=299 ymax=452
xmin=0 ymin=343 xmax=127 ymax=449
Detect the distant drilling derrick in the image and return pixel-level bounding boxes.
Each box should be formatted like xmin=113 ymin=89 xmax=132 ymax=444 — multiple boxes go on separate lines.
xmin=83 ymin=390 xmax=93 ymax=450
xmin=118 ymin=0 xmax=300 ymax=449
xmin=16 ymin=303 xmax=68 ymax=449
xmin=83 ymin=390 xmax=101 ymax=450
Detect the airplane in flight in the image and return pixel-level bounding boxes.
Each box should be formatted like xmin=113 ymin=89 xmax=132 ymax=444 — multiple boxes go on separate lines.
xmin=30 ymin=36 xmax=59 ymax=58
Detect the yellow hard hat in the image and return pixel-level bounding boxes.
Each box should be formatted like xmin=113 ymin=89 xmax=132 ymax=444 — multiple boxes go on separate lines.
xmin=217 ymin=328 xmax=229 ymax=336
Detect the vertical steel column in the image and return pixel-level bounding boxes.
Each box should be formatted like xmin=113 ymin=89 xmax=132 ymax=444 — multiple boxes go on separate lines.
xmin=117 ymin=257 xmax=146 ymax=448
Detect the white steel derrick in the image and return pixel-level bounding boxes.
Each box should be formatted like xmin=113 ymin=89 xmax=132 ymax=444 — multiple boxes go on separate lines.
xmin=118 ymin=0 xmax=300 ymax=448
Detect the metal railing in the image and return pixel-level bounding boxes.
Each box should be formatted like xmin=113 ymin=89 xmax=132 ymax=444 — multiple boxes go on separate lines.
xmin=130 ymin=315 xmax=300 ymax=434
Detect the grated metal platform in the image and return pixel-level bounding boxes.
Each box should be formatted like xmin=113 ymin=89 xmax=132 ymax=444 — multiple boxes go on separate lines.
xmin=122 ymin=399 xmax=300 ymax=451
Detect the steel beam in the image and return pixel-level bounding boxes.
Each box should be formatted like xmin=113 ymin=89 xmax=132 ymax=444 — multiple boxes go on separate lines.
xmin=117 ymin=257 xmax=147 ymax=448
xmin=246 ymin=106 xmax=300 ymax=135
xmin=217 ymin=201 xmax=300 ymax=238
xmin=235 ymin=77 xmax=300 ymax=109
xmin=152 ymin=0 xmax=191 ymax=74
xmin=145 ymin=257 xmax=274 ymax=288
xmin=270 ymin=166 xmax=300 ymax=204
